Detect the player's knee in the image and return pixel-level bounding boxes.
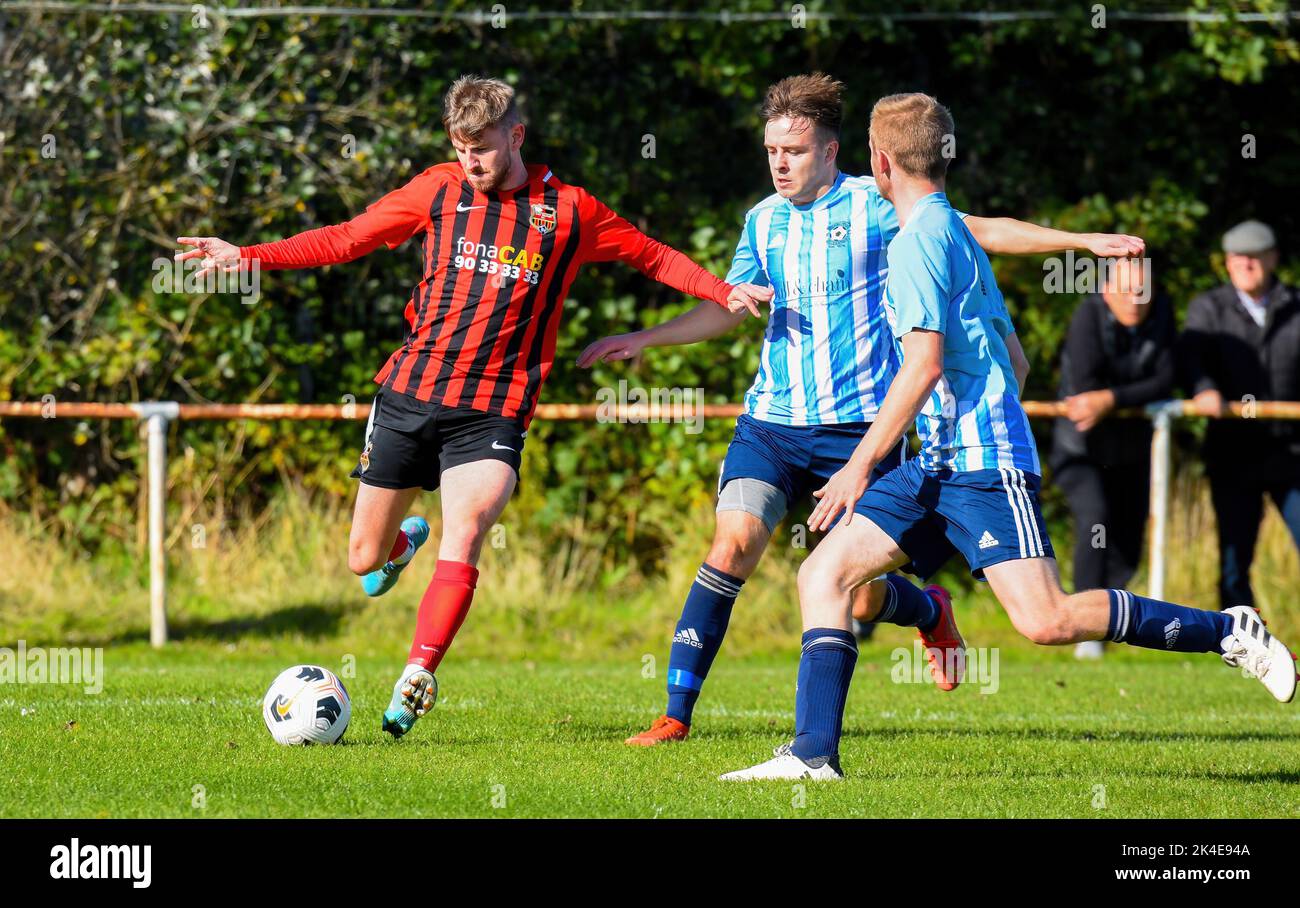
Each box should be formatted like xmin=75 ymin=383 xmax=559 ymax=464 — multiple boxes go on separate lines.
xmin=706 ymin=533 xmax=758 ymax=576
xmin=347 ymin=540 xmax=383 ymax=576
xmin=797 ymin=555 xmax=852 ymax=602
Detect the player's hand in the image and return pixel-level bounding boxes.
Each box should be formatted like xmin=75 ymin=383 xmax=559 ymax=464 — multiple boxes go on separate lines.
xmin=808 ymin=459 xmax=874 ymax=533
xmin=576 ymin=332 xmax=647 ymax=368
xmin=1191 ymin=388 xmax=1224 ymax=418
xmin=175 ymin=236 xmax=242 ymax=280
xmin=1085 ymin=233 xmax=1145 ymax=259
xmin=1064 ymin=389 xmax=1115 ymax=433
xmin=726 ymin=282 xmax=774 ymax=318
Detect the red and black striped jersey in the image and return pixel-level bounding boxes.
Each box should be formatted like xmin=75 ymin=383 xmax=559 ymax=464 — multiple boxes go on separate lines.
xmin=240 ymin=162 xmax=734 ymax=425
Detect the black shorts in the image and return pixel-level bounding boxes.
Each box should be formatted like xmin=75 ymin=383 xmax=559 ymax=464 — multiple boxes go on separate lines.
xmin=350 ymin=389 xmax=527 ymax=492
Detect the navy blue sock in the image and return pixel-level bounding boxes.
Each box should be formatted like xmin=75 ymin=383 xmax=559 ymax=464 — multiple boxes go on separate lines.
xmin=874 ymin=574 xmax=941 ymax=632
xmin=791 ymin=628 xmax=858 ymax=762
xmin=1106 ymin=589 xmax=1233 ymax=653
xmin=665 ymin=563 xmax=743 ymax=724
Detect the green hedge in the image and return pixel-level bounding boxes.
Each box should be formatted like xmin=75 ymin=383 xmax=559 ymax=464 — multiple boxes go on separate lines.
xmin=2 ymin=1 xmax=1298 ymax=558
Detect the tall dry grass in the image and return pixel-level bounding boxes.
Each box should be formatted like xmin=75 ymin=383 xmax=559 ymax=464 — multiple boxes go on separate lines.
xmin=1 ymin=476 xmax=1295 ymax=658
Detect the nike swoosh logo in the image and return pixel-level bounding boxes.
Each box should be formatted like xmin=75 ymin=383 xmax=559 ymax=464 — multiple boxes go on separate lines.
xmin=491 ymin=441 xmax=517 ymax=452
xmin=457 ymin=203 xmax=485 ymax=212
xmin=419 ymin=645 xmax=434 ymax=651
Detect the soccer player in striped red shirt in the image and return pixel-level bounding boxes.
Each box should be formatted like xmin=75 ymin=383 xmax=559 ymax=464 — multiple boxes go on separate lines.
xmin=176 ymin=75 xmax=772 ymax=738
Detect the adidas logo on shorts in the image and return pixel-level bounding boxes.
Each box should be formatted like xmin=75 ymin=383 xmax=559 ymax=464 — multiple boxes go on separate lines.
xmin=674 ymin=628 xmax=704 ymax=649
xmin=977 ymin=530 xmax=999 ymax=550
xmin=1164 ymin=618 xmax=1181 ymax=649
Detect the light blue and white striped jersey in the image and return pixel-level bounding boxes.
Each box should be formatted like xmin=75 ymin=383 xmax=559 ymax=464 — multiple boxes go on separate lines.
xmin=726 ymin=172 xmax=899 ymax=426
xmin=884 ymin=192 xmax=1040 ymax=474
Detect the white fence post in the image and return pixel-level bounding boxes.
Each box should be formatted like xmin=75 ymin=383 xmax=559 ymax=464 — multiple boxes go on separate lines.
xmin=1146 ymin=401 xmax=1177 ymax=601
xmin=134 ymin=402 xmax=180 ymax=648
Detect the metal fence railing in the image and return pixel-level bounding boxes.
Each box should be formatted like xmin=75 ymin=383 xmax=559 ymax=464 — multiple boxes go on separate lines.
xmin=3 ymin=398 xmax=1298 ymax=647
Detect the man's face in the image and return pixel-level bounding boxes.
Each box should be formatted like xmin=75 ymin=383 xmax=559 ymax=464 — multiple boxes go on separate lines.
xmin=1225 ymin=249 xmax=1278 ymax=297
xmin=1102 ymin=257 xmax=1154 ymax=325
xmin=764 ymin=116 xmax=837 ymax=205
xmin=452 ymin=123 xmax=523 ymax=193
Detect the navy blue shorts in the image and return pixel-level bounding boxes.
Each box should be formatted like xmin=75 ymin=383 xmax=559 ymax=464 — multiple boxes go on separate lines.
xmin=853 ymin=460 xmax=1055 ymax=580
xmin=719 ymin=414 xmax=904 ymax=508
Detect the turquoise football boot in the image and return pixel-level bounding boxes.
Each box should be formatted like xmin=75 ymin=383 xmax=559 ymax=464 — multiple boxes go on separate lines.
xmin=382 ymin=663 xmax=438 ymax=739
xmin=361 ymin=516 xmax=430 ymax=598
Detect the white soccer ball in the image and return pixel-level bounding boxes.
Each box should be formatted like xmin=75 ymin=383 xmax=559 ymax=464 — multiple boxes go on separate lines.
xmin=262 ymin=665 xmax=351 ymax=746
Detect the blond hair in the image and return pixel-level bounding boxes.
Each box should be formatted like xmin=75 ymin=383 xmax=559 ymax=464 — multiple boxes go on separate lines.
xmin=442 ymin=75 xmax=520 ymax=140
xmin=761 ymin=73 xmax=845 ymax=140
xmin=868 ymin=93 xmax=955 ymax=182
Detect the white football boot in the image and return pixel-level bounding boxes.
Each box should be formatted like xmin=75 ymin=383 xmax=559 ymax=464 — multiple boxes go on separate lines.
xmin=1221 ymin=606 xmax=1297 ymax=703
xmin=381 ymin=663 xmax=438 ymax=739
xmin=718 ymin=742 xmax=844 ymax=781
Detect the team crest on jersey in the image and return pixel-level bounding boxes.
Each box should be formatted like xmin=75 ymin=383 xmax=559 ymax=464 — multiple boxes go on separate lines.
xmin=529 ymin=203 xmax=556 ymax=235
xmin=359 ymin=440 xmax=372 ymax=473
xmin=827 ymin=221 xmax=850 ymax=245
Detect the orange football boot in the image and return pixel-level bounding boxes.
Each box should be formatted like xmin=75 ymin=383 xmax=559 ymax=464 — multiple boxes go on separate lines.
xmin=919 ymin=584 xmax=966 ymax=691
xmin=624 ymin=715 xmax=690 ymax=746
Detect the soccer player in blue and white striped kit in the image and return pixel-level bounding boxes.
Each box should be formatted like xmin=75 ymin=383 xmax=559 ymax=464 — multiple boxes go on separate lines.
xmin=578 ymin=74 xmax=1150 ymax=746
xmin=720 ymin=92 xmax=1296 ymax=781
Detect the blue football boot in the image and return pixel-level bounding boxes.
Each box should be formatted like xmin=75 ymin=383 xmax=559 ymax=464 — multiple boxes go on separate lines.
xmin=361 ymin=516 xmax=430 ymax=598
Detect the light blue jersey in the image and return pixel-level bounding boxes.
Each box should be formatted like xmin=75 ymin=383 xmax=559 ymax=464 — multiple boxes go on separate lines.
xmin=884 ymin=192 xmax=1040 ymax=474
xmin=726 ymin=172 xmax=900 ymax=426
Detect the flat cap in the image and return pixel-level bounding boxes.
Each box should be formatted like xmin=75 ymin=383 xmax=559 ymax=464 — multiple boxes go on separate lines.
xmin=1222 ymin=219 xmax=1276 ymax=255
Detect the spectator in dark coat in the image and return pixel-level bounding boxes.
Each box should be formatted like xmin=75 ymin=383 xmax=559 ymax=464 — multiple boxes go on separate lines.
xmin=1052 ymin=257 xmax=1175 ymax=658
xmin=1179 ymin=219 xmax=1300 ymax=611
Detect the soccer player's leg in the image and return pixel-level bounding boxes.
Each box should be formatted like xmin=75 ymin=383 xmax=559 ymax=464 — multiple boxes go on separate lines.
xmin=841 ymin=459 xmax=968 ymax=693
xmin=627 ymin=415 xmax=794 ymax=745
xmin=349 ymin=483 xmax=428 ymax=595
xmin=950 ymin=469 xmax=1298 ymax=703
xmin=348 ymin=393 xmax=434 ymax=597
xmin=383 ymin=413 xmax=523 ymax=739
xmin=721 ymin=462 xmax=949 ymax=780
xmin=811 ymin=434 xmax=962 ymax=685
xmin=627 ymin=508 xmax=773 ymax=745
xmin=984 ymin=557 xmax=1296 ymax=702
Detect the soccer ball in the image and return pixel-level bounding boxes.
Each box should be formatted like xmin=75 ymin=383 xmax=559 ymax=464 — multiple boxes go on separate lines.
xmin=262 ymin=665 xmax=351 ymax=746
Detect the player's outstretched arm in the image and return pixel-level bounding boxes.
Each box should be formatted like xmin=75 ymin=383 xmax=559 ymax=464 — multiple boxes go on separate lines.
xmin=577 ymin=190 xmax=778 ymax=308
xmin=576 ymin=298 xmax=753 ymax=368
xmin=182 ymin=172 xmax=437 ymax=274
xmin=965 ymin=216 xmax=1145 ymax=258
xmin=807 ymin=329 xmax=944 ymax=532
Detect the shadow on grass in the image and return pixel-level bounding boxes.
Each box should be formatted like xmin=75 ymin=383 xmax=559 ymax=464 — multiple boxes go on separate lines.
xmin=99 ymin=600 xmax=360 ymax=646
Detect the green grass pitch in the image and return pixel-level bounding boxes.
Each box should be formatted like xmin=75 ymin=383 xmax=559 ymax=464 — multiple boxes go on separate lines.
xmin=2 ymin=641 xmax=1297 ymax=818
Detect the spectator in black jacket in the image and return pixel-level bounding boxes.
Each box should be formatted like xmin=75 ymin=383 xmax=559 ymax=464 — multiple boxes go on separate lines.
xmin=1051 ymin=257 xmax=1175 ymax=659
xmin=1179 ymin=220 xmax=1300 ymax=612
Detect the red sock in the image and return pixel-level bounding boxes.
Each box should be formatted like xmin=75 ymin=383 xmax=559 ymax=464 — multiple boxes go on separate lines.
xmin=386 ymin=530 xmax=409 ymax=563
xmin=407 ymin=560 xmax=479 ymax=671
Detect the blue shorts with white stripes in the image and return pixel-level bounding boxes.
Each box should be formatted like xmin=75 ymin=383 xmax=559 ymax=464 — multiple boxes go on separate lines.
xmin=852 ymin=460 xmax=1055 ymax=580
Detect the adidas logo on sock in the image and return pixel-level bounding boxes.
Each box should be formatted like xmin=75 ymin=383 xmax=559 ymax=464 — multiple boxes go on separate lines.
xmin=1164 ymin=618 xmax=1181 ymax=649
xmin=978 ymin=530 xmax=999 ymax=550
xmin=674 ymin=628 xmax=704 ymax=649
